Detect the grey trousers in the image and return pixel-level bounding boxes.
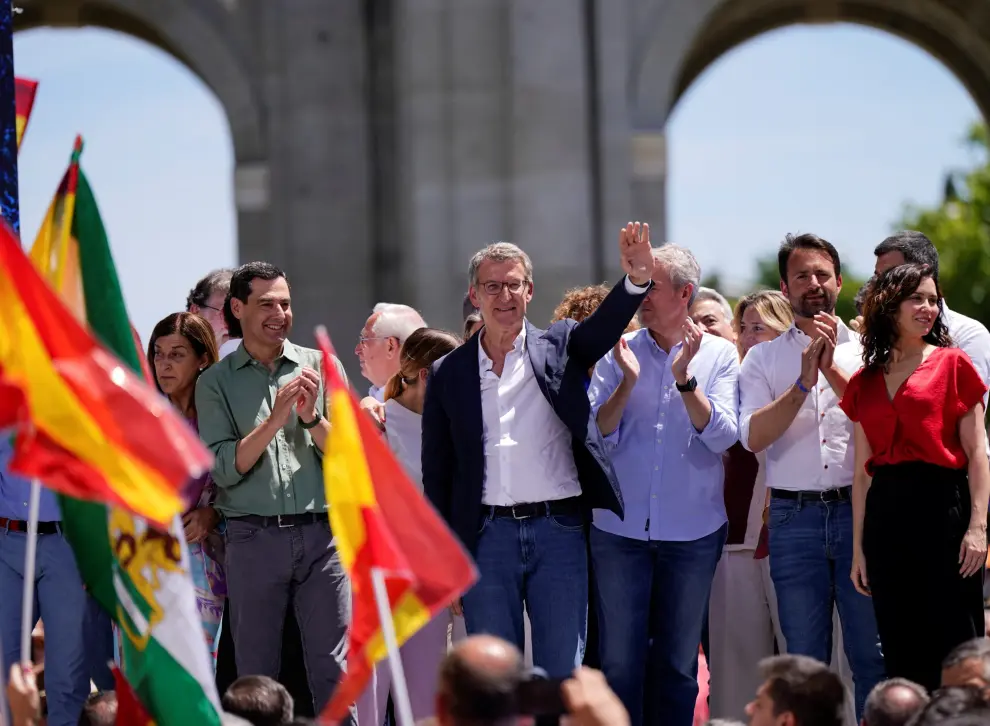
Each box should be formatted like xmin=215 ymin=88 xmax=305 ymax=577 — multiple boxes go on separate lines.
xmin=225 ymin=518 xmax=352 ymax=721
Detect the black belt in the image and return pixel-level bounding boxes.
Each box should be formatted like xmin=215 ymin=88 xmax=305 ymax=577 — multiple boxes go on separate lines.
xmin=770 ymin=486 xmax=852 ymax=503
xmin=0 ymin=517 xmax=60 ymax=535
xmin=487 ymin=497 xmax=582 ymax=520
xmin=238 ymin=512 xmax=329 ymax=529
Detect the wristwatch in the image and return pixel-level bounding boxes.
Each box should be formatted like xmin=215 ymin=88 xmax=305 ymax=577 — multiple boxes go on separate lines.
xmin=675 ymin=376 xmax=698 ymax=393
xmin=298 ymin=411 xmax=323 ymax=429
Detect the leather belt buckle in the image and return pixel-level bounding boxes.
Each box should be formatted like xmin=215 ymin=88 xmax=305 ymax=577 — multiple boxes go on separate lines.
xmin=277 ymin=514 xmax=293 ymax=528
xmin=511 ymin=505 xmax=532 ymax=520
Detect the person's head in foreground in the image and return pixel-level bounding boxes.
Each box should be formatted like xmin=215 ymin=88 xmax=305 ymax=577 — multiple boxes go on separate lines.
xmin=942 ymin=638 xmax=990 ymax=694
xmin=436 ymin=634 xmax=525 ymax=726
xmin=859 ymin=263 xmax=950 ymax=371
xmin=745 ymin=655 xmax=844 ymax=726
xmin=732 ymin=289 xmax=794 ymax=360
xmin=860 ymin=678 xmax=928 ymax=726
xmin=907 ymin=686 xmax=989 ymax=726
xmin=221 ymin=675 xmax=294 ymax=726
xmin=78 ymin=691 xmax=118 ymax=726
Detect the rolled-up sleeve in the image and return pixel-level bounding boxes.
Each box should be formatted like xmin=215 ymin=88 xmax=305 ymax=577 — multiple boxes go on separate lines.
xmin=693 ymin=346 xmax=740 ymax=454
xmin=194 ymin=372 xmax=244 ymax=489
xmin=738 ymin=345 xmax=772 ymax=453
xmin=588 ymin=350 xmax=623 ymax=448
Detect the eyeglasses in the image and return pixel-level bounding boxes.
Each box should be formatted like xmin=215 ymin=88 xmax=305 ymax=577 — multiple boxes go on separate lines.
xmin=479 ymin=280 xmax=529 ymax=296
xmin=198 ymin=304 xmax=222 ymax=313
xmin=358 ymin=336 xmax=392 ymax=347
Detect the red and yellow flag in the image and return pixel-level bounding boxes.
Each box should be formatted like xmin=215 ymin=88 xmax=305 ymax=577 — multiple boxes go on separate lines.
xmin=317 ymin=328 xmax=477 ymax=722
xmin=0 ymin=219 xmax=211 ymax=527
xmin=15 ymin=77 xmax=37 ymax=150
xmin=112 ymin=666 xmax=155 ymax=726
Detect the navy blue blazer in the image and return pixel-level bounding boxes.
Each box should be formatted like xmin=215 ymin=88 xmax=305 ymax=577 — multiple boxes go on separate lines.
xmin=422 ymin=278 xmax=649 ymax=555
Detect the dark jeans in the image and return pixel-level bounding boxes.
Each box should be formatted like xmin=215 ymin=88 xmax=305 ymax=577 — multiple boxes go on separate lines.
xmin=864 ymin=463 xmax=985 ymax=692
xmin=215 ymin=600 xmax=314 ymax=717
xmin=462 ymin=509 xmax=588 ymax=678
xmin=768 ymin=496 xmax=885 ymax=719
xmin=591 ymin=524 xmax=726 ymax=726
xmin=225 ymin=518 xmax=351 ymax=720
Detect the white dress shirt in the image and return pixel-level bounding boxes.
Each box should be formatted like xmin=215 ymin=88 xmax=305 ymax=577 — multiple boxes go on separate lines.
xmin=739 ymin=321 xmax=860 ymax=492
xmin=384 ymin=398 xmax=423 ymax=491
xmin=478 ymin=325 xmax=581 ymax=506
xmin=944 ymin=302 xmax=990 ymax=407
xmin=369 ymin=385 xmax=385 ymax=403
xmin=218 ymin=338 xmax=241 ymax=359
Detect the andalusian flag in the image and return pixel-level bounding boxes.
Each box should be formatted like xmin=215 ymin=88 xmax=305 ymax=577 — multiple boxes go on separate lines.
xmin=21 ymin=141 xmax=223 ymax=726
xmin=15 ymin=77 xmax=37 ymax=150
xmin=317 ymin=328 xmax=477 ymax=722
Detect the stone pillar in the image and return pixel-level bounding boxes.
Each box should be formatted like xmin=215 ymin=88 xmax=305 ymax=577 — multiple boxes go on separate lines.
xmin=630 ymin=130 xmax=666 ymax=243
xmin=258 ymin=0 xmax=373 ymax=371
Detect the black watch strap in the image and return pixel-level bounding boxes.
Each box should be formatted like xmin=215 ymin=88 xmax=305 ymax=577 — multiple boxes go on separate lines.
xmin=675 ymin=376 xmax=698 ymax=393
xmin=298 ymin=412 xmax=322 ymax=429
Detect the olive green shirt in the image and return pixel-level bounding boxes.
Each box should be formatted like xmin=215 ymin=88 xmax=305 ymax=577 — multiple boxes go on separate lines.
xmin=195 ymin=340 xmax=348 ymax=517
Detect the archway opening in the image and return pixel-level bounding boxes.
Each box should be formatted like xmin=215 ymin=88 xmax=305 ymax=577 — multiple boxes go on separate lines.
xmin=665 ymin=22 xmax=981 ymax=315
xmin=13 ymin=25 xmax=236 ymax=342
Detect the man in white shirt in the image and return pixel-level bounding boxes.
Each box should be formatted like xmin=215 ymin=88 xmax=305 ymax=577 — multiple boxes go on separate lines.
xmin=354 ymin=303 xmax=426 ymax=402
xmin=738 ymin=233 xmax=885 ymax=720
xmin=422 ymin=224 xmax=654 ymax=679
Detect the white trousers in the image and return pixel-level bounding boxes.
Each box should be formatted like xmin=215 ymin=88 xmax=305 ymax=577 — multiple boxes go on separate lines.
xmin=708 ymin=551 xmax=783 ymax=721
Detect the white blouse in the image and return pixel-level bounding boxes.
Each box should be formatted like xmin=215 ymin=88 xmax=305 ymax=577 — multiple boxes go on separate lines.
xmin=384 ymin=398 xmax=423 ymax=491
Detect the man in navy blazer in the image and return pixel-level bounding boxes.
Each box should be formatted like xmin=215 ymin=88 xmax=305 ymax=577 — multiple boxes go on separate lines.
xmin=422 ymin=222 xmax=656 ymax=678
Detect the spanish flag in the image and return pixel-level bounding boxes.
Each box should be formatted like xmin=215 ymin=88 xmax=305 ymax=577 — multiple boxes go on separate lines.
xmin=0 ymin=144 xmax=211 ymax=526
xmin=15 ymin=77 xmax=37 ymax=150
xmin=317 ymin=328 xmax=477 ymax=722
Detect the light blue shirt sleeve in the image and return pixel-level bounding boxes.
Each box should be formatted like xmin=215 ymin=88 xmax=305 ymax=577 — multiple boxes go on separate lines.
xmin=588 ymin=347 xmax=624 ymax=447
xmin=690 ymin=344 xmax=740 ymax=454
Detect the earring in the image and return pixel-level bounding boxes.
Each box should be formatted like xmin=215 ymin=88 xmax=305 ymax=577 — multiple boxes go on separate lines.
xmin=199 ymin=366 xmax=206 ymax=371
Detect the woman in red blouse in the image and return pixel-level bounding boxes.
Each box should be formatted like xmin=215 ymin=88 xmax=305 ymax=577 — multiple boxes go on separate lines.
xmin=841 ymin=263 xmax=990 ymax=690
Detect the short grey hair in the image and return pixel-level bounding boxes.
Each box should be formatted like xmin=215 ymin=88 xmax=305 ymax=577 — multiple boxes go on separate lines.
xmin=862 ymin=678 xmax=928 ymax=726
xmin=943 ymin=637 xmax=990 ymax=678
xmin=371 ymin=303 xmax=426 ymax=344
xmin=467 ymin=242 xmax=534 ymax=287
xmin=653 ymin=245 xmax=701 ymax=306
xmin=694 ymin=287 xmax=733 ymax=321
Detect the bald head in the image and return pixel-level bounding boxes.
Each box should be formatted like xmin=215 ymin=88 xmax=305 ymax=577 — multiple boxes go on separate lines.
xmin=862 ymin=679 xmax=929 ymax=726
xmin=437 ymin=635 xmax=524 ymax=726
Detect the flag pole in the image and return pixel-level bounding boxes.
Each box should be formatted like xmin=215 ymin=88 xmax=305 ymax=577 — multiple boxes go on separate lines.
xmin=370 ymin=568 xmax=415 ymax=726
xmin=0 ymin=617 xmax=10 ymax=726
xmin=19 ymin=479 xmax=40 ymax=663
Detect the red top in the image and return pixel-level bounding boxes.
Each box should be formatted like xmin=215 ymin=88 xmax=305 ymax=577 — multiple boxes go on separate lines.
xmin=840 ymin=347 xmax=987 ymax=475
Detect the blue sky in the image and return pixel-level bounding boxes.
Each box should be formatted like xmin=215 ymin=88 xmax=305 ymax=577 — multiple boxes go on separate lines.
xmin=11 ymin=22 xmax=982 ymax=341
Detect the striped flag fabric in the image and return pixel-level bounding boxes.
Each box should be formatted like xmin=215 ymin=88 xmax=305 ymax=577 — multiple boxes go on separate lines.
xmin=14 ymin=77 xmax=37 ymax=149
xmin=316 ymin=327 xmax=477 ymax=722
xmin=23 ymin=141 xmax=223 ymax=726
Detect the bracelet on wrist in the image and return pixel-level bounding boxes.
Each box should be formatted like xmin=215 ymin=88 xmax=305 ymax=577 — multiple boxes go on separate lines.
xmin=795 ymin=377 xmax=810 ymax=394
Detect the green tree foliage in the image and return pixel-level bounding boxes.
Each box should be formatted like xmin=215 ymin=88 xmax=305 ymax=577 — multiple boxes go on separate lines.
xmin=750 ymin=254 xmax=866 ymax=326
xmin=897 ymin=122 xmax=990 ymax=324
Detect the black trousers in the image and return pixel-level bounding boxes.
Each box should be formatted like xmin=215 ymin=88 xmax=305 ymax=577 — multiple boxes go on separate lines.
xmin=863 ymin=462 xmax=985 ymax=692
xmin=214 ymin=598 xmax=316 ymax=717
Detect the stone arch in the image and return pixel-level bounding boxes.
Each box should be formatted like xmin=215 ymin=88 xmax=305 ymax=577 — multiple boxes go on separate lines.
xmin=626 ymin=0 xmax=990 ymax=231
xmin=15 ymin=0 xmax=264 ymax=163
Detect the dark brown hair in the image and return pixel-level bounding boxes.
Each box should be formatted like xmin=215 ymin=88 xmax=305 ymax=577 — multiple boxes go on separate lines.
xmin=384 ymin=327 xmax=461 ymax=402
xmin=147 ymin=312 xmax=220 ymax=413
xmin=760 ymin=655 xmax=845 ymax=726
xmin=777 ymin=233 xmax=841 ymax=283
xmin=860 ymin=263 xmax=951 ymax=371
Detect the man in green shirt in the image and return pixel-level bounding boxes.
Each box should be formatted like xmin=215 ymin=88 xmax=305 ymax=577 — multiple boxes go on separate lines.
xmin=196 ymin=262 xmax=351 ymax=720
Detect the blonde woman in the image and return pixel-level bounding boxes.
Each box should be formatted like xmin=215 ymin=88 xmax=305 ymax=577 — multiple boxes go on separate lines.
xmin=708 ymin=290 xmax=792 ymax=720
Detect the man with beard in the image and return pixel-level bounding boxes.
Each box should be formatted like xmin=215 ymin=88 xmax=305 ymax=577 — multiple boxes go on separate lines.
xmin=738 ymin=234 xmax=885 ymax=720
xmin=196 ymin=262 xmax=352 ymax=721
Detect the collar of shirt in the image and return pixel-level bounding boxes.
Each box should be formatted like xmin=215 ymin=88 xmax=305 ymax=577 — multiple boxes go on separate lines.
xmin=478 ymin=324 xmax=526 ymax=373
xmin=231 ymin=340 xmax=301 ymax=370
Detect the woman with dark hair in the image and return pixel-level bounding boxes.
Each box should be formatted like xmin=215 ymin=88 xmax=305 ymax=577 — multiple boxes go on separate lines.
xmin=357 ymin=327 xmax=462 ymax=726
xmin=147 ymin=312 xmax=226 ymax=663
xmin=842 ymin=263 xmax=990 ymax=690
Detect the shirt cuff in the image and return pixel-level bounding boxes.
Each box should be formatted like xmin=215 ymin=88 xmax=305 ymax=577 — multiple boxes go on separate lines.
xmin=624 ymin=275 xmax=650 ymax=294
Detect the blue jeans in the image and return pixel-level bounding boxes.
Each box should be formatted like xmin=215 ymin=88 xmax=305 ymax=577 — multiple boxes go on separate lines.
xmin=768 ymin=497 xmax=885 ymax=718
xmin=591 ymin=524 xmax=727 ymax=726
xmin=461 ymin=509 xmax=587 ymax=678
xmin=0 ymin=528 xmax=92 ymax=726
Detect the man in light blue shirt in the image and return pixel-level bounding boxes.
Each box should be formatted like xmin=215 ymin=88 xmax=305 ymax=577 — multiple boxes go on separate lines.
xmin=0 ymin=435 xmax=111 ymax=726
xmin=588 ymin=245 xmax=738 ymax=726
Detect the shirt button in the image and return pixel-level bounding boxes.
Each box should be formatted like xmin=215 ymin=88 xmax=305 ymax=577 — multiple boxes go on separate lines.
xmin=652 ymin=495 xmax=657 ymax=499
xmin=654 ymin=465 xmax=659 ymax=471
xmin=824 ymin=465 xmax=829 ymax=469
xmin=822 ymin=439 xmax=827 ymax=444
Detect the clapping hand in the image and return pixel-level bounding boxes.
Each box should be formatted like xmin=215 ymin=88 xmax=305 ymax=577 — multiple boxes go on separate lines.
xmin=614 ymin=338 xmax=640 ymax=384
xmin=619 ymin=222 xmax=654 ymax=286
xmin=813 ymin=313 xmax=839 ymax=371
xmin=296 ymin=367 xmax=321 ymax=423
xmin=671 ymin=318 xmax=703 ymax=385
